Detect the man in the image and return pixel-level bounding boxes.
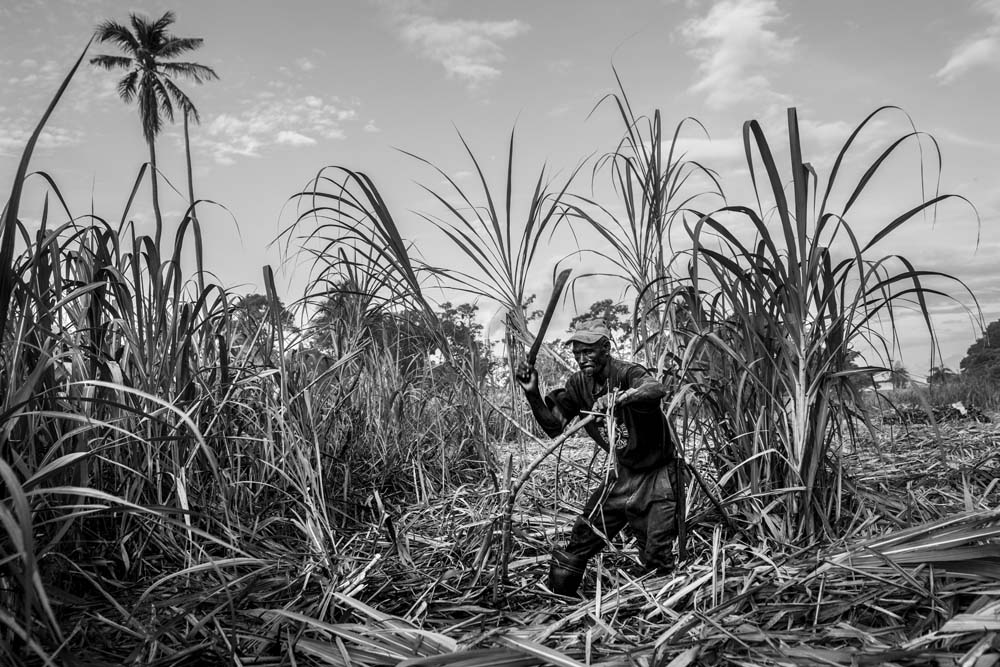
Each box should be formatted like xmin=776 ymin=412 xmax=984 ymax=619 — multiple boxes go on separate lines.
xmin=515 ymin=319 xmax=682 ymax=596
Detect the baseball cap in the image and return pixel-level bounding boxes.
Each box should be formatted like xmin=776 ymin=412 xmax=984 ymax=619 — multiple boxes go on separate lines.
xmin=565 ymin=319 xmax=611 ymax=345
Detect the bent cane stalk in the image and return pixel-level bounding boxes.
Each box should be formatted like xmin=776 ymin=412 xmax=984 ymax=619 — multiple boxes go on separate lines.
xmin=495 ymin=414 xmax=596 ymax=599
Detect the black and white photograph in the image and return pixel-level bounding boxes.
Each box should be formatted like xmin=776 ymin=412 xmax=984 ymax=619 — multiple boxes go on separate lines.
xmin=2 ymin=1 xmax=999 ymax=665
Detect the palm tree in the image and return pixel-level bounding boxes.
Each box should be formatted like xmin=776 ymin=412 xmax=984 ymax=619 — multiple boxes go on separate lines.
xmin=927 ymin=365 xmax=958 ymax=385
xmin=91 ymin=11 xmax=217 ymax=247
xmin=889 ymin=361 xmax=911 ymax=389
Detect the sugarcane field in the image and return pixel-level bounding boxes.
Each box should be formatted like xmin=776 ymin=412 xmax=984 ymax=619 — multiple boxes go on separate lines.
xmin=2 ymin=3 xmax=1000 ymax=666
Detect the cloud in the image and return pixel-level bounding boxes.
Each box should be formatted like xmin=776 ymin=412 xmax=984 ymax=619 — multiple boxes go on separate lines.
xmin=936 ymin=0 xmax=1000 ymax=83
xmin=295 ymin=57 xmax=316 ymax=72
xmin=4 ymin=48 xmax=133 ymax=119
xmin=364 ymin=120 xmax=380 ymax=133
xmin=732 ymin=110 xmax=897 ymax=172
xmin=935 ymin=127 xmax=1000 ymax=151
xmin=657 ymin=117 xmax=859 ymax=182
xmin=7 ymin=57 xmax=76 ymax=92
xmin=798 ymin=118 xmax=854 ymax=149
xmin=195 ymin=94 xmax=360 ymax=164
xmin=0 ymin=126 xmax=84 ymax=157
xmin=276 ymin=130 xmax=317 ymax=146
xmin=387 ymin=9 xmax=529 ymax=90
xmin=69 ymin=64 xmax=124 ymax=114
xmin=680 ymin=0 xmax=795 ymax=110
xmin=0 ymin=53 xmax=133 ymax=159
xmin=937 ymin=37 xmax=999 ymax=83
xmin=671 ymin=135 xmax=745 ymax=164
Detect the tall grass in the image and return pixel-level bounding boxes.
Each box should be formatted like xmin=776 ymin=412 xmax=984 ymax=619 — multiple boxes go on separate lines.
xmin=564 ymin=75 xmax=724 ymax=370
xmin=2 ymin=37 xmax=996 ymax=666
xmin=284 ymin=136 xmax=584 ymax=444
xmin=5 ymin=100 xmax=461 ymax=667
xmin=284 ymin=165 xmax=508 ymax=487
xmin=567 ymin=94 xmax=980 ymax=544
xmin=401 ymin=130 xmax=580 ymax=354
xmin=0 ymin=42 xmax=257 ymax=663
xmin=0 ymin=44 xmax=487 ymax=663
xmin=654 ymin=107 xmax=980 ymax=541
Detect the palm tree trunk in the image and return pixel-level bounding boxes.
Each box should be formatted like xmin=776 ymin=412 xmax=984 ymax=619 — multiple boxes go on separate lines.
xmin=148 ymin=137 xmax=164 ymax=248
xmin=184 ymin=112 xmax=206 ymax=296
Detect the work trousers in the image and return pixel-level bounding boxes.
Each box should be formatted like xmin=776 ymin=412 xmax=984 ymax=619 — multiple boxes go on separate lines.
xmin=565 ymin=461 xmax=680 ymax=571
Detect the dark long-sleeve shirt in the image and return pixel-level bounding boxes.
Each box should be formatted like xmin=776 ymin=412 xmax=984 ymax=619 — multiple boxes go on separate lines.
xmin=545 ymin=358 xmax=676 ymax=471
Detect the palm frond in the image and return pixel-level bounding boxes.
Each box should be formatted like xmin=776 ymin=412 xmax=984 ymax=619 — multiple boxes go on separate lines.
xmin=138 ymin=79 xmax=161 ymax=141
xmin=93 ymin=20 xmax=138 ymax=52
xmin=157 ymin=37 xmax=207 ymax=59
xmin=161 ymin=77 xmax=197 ymax=121
xmin=149 ymin=10 xmax=177 ymax=36
xmin=160 ymin=61 xmax=219 ymax=84
xmin=89 ymin=54 xmax=133 ymax=71
xmin=128 ymin=12 xmax=152 ymax=47
xmin=149 ymin=76 xmax=176 ymax=124
xmin=117 ymin=69 xmax=139 ymax=103
xmin=92 ymin=10 xmax=215 ymax=147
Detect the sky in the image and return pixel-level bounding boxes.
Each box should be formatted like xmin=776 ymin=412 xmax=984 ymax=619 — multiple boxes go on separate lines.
xmin=1 ymin=0 xmax=998 ymax=375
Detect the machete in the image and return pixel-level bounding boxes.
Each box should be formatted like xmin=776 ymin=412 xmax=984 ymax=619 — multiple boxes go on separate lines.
xmin=526 ymin=268 xmax=571 ymax=367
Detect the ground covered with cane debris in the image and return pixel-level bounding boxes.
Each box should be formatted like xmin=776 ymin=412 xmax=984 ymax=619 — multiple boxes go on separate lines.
xmin=230 ymin=415 xmax=1000 ymax=667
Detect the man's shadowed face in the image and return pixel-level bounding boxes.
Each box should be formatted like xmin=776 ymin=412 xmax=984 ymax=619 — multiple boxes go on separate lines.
xmin=572 ymin=339 xmax=611 ymax=379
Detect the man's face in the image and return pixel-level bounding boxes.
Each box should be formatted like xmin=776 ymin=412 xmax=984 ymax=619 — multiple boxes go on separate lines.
xmin=572 ymin=339 xmax=611 ymax=377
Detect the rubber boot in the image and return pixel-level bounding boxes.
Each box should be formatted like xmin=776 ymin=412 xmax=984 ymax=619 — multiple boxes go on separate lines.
xmin=548 ymin=550 xmax=586 ymax=596
xmin=636 ymin=540 xmax=674 ymax=576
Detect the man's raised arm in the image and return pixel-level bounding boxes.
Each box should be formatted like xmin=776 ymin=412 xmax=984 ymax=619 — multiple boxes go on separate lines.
xmin=515 ymin=362 xmax=566 ymax=438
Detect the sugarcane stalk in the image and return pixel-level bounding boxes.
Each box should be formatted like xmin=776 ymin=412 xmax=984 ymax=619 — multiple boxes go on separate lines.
xmin=680 ymin=451 xmax=740 ymax=535
xmin=494 ymin=414 xmax=596 ymax=601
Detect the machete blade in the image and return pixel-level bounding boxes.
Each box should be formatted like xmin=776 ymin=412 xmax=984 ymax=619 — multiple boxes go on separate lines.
xmin=526 ymin=268 xmax=572 ymax=366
